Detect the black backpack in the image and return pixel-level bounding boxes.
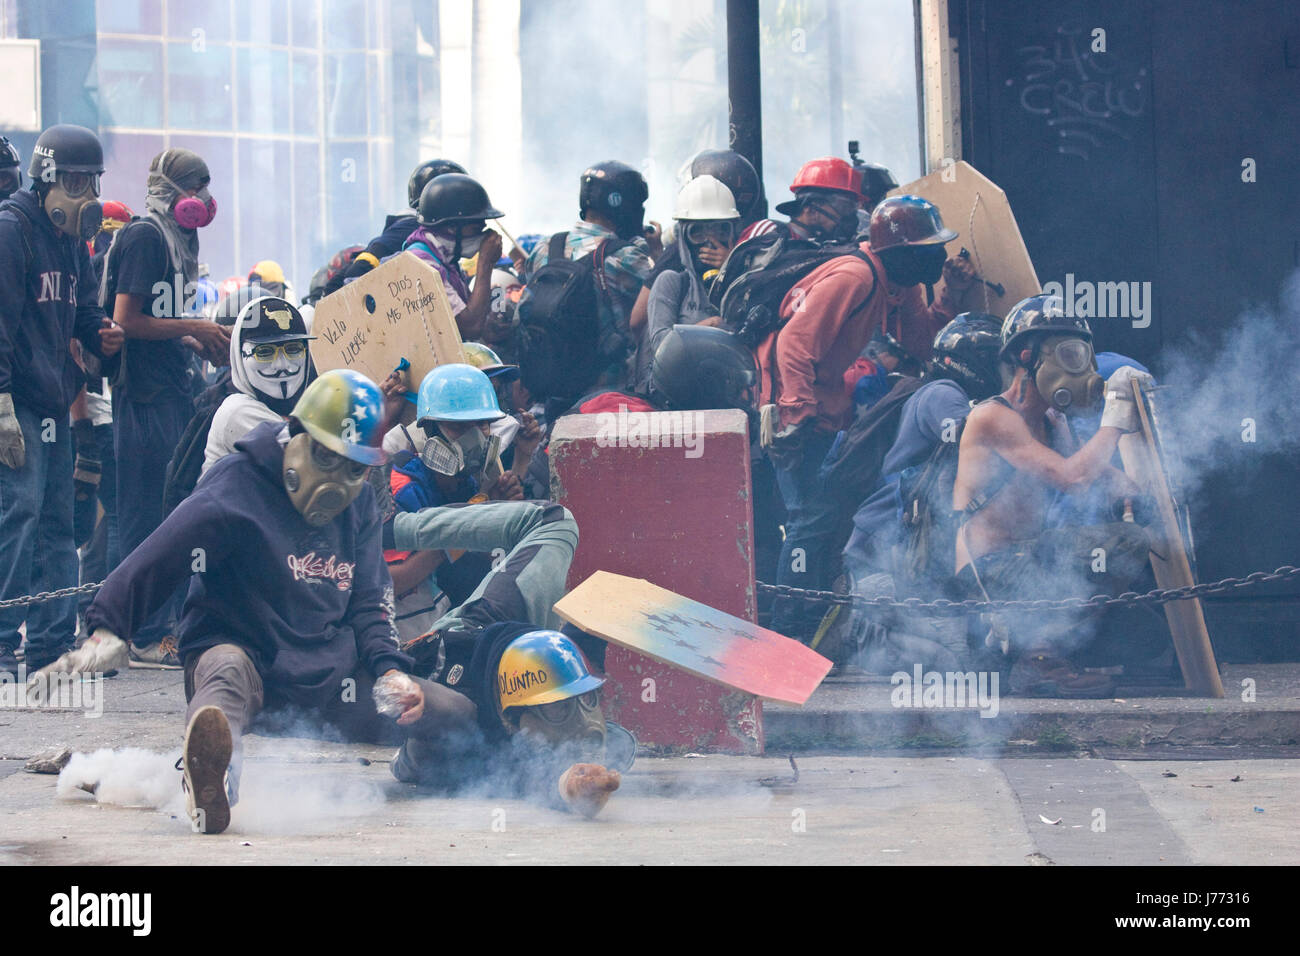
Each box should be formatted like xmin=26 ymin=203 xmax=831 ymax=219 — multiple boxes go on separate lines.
xmin=161 ymin=373 xmax=236 ymax=518
xmin=517 ymin=232 xmax=629 ymax=402
xmin=710 ymin=233 xmax=879 ymax=348
xmin=892 ymin=396 xmax=1014 ymax=597
xmin=819 ymin=374 xmax=925 ymax=506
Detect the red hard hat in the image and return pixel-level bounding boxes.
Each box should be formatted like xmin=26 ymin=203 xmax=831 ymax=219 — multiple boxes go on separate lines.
xmin=788 ymin=157 xmax=862 ymax=199
xmin=100 ymin=200 xmax=133 ymax=223
xmin=868 ymin=195 xmax=958 ymax=252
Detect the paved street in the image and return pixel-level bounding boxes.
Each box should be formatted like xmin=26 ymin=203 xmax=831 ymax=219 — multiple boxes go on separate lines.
xmin=1 ymin=668 xmax=1296 ymax=865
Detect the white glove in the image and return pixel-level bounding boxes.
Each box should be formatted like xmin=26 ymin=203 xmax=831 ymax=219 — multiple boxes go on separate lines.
xmin=1100 ymin=366 xmax=1155 ymax=433
xmin=0 ymin=393 xmax=25 ymax=470
xmin=27 ymin=628 xmax=129 ymax=702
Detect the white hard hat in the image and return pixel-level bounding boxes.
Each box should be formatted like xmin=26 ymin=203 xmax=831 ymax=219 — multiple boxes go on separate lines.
xmin=673 ymin=174 xmax=740 ymax=221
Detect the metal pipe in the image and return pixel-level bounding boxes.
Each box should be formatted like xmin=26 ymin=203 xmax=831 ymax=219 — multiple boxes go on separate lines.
xmin=726 ymin=0 xmax=766 ymax=218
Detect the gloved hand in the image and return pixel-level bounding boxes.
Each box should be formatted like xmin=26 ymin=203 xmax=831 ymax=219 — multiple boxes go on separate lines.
xmin=1100 ymin=366 xmax=1155 ymax=433
xmin=941 ymin=254 xmax=978 ymax=291
xmin=0 ymin=393 xmax=25 ymax=470
xmin=26 ymin=628 xmax=129 ymax=703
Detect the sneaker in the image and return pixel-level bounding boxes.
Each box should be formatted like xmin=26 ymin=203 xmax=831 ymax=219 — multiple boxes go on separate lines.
xmin=1011 ymin=651 xmax=1115 ymax=699
xmin=181 ymin=706 xmax=233 ymax=835
xmin=130 ymin=635 xmax=182 ymax=669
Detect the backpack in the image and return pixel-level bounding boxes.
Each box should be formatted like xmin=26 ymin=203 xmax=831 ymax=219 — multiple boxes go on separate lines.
xmin=818 ymin=374 xmax=925 ymax=505
xmin=710 ymin=233 xmax=879 ymax=348
xmin=161 ymin=373 xmax=236 ymax=517
xmin=517 ymin=232 xmax=629 ymax=402
xmin=892 ymin=396 xmax=1014 ymax=597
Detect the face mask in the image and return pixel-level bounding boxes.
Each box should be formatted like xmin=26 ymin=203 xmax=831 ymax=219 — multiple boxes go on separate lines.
xmin=44 ymin=174 xmax=103 ymax=241
xmin=242 ymin=340 xmax=309 ymax=414
xmin=457 ymin=233 xmax=485 ymax=258
xmin=516 ymin=691 xmax=607 ymax=762
xmin=282 ymin=433 xmax=368 ymax=526
xmin=174 ymin=188 xmax=217 ymax=229
xmin=419 ymin=424 xmax=495 ymax=479
xmin=880 ymin=244 xmax=947 ymax=287
xmin=1032 ymin=336 xmax=1104 ymax=415
xmin=0 ymin=169 xmax=19 ymax=201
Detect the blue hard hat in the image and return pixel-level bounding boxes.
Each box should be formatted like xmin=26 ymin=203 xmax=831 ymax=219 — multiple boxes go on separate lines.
xmin=416 ymin=363 xmax=506 ymax=425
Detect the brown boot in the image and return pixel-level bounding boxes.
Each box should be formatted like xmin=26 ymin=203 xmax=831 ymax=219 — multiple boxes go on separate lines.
xmin=1011 ymin=651 xmax=1114 ymax=699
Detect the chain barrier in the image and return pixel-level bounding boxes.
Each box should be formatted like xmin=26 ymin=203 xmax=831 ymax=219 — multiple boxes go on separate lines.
xmin=6 ymin=565 xmax=1298 ymax=615
xmin=757 ymin=566 xmax=1300 ymax=616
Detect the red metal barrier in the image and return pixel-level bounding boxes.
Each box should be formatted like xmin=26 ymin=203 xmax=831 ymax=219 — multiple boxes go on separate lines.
xmin=549 ymin=407 xmax=763 ymax=754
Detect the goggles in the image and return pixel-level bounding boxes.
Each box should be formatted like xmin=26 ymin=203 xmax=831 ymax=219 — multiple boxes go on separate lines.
xmin=247 ymin=340 xmax=307 ymax=363
xmin=59 ymin=171 xmax=102 ymax=199
xmin=535 ymin=690 xmax=601 ymax=725
xmin=310 ymin=440 xmax=368 ymax=479
xmin=1039 ymin=337 xmax=1094 ymax=374
xmin=684 ymin=221 xmax=738 ymax=245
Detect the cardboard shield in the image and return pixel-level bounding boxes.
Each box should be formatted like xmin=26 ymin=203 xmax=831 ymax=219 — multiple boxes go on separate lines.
xmin=889 ymin=160 xmax=1041 ymax=315
xmin=309 ymin=251 xmax=466 ymax=393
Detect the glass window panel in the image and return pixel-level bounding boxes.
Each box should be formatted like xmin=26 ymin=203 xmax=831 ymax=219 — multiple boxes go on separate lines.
xmin=96 ymin=0 xmax=163 ymax=35
xmin=96 ymin=39 xmax=165 ymax=129
xmin=326 ymin=141 xmax=371 ymax=251
xmin=165 ymin=0 xmax=232 ymax=44
xmin=292 ymin=141 xmax=323 ymax=290
xmin=291 ymin=51 xmax=320 ymax=137
xmin=323 ymin=52 xmax=367 ymax=137
xmin=235 ymin=0 xmax=289 ymax=46
xmin=98 ymin=131 xmax=165 ymax=215
xmin=291 ymin=0 xmax=321 ymax=49
xmin=237 ymin=138 xmax=294 ymax=278
xmin=166 ymin=42 xmax=234 ymax=131
xmin=236 ymin=47 xmax=290 ymax=134
xmin=323 ymin=0 xmax=366 ymax=50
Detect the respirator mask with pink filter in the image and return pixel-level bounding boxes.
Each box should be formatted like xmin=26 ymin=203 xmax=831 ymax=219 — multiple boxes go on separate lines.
xmin=172 ymin=188 xmax=217 ymax=229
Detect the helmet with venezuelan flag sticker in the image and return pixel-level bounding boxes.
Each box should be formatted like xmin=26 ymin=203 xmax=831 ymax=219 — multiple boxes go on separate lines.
xmin=496 ymin=630 xmax=604 ymax=711
xmin=289 ymin=368 xmax=387 ymax=466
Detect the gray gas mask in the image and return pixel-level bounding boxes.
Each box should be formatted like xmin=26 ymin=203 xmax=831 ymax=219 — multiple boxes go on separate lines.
xmin=44 ymin=171 xmax=103 ymax=241
xmin=1033 ymin=335 xmax=1104 ymax=415
xmin=419 ymin=423 xmax=499 ymax=480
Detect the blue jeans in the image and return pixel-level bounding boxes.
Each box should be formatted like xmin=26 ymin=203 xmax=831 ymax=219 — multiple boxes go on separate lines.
xmin=0 ymin=403 xmax=79 ymax=667
xmin=770 ymin=429 xmax=839 ymax=638
xmin=114 ymin=394 xmax=191 ymax=647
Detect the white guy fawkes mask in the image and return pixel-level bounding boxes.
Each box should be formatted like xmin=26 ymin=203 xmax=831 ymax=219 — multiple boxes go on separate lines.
xmin=242 ymin=339 xmax=309 ymax=415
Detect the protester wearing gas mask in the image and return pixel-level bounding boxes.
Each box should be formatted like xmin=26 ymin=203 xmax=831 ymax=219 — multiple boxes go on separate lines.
xmin=384 ymin=364 xmax=549 ymax=650
xmin=202 ymin=296 xmax=316 ymax=474
xmin=100 ymin=147 xmax=229 ymax=669
xmin=755 ymin=195 xmax=964 ymax=642
xmin=39 ymin=369 xmax=474 ymax=833
xmin=402 ymin=173 xmax=504 ymax=340
xmin=0 ymin=124 xmax=123 ymax=676
xmin=951 ymin=294 xmax=1154 ymax=698
xmin=632 ymin=175 xmax=739 ymax=394
xmin=740 ymin=157 xmax=862 ymax=244
xmin=391 ymin=624 xmax=634 ymax=819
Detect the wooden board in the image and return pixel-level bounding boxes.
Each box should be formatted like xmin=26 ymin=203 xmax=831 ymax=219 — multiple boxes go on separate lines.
xmin=888 ymin=160 xmax=1040 ymax=315
xmin=554 ymin=571 xmax=832 ymax=706
xmin=1118 ymin=380 xmax=1224 ymax=697
xmin=310 ymin=251 xmax=466 ymax=393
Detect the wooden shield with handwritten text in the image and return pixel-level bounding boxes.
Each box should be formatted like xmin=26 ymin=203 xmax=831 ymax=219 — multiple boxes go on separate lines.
xmin=888 ymin=161 xmax=1040 ymax=315
xmin=309 ymin=252 xmax=466 ymax=393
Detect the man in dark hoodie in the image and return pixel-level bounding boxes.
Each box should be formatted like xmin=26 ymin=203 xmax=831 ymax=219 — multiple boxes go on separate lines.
xmin=0 ymin=124 xmax=122 ymax=674
xmin=51 ymin=369 xmax=474 ymax=834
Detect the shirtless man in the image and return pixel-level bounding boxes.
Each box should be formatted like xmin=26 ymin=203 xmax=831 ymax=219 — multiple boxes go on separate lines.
xmin=952 ymin=295 xmax=1152 ymax=697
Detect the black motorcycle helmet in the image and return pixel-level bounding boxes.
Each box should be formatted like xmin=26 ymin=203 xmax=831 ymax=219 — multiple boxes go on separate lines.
xmin=579 ymin=160 xmax=648 ymax=239
xmin=929 ymin=313 xmax=1004 ymax=401
xmin=857 ymin=162 xmax=898 ymax=207
xmin=27 ymin=124 xmax=105 ymax=181
xmin=0 ymin=136 xmax=21 ymax=199
xmin=651 ymin=324 xmax=758 ymax=413
xmin=690 ymin=149 xmax=763 ymax=224
xmin=999 ymin=294 xmax=1093 ymax=367
xmin=407 ymin=158 xmax=467 ymax=209
xmin=417 ymin=173 xmax=503 ymax=229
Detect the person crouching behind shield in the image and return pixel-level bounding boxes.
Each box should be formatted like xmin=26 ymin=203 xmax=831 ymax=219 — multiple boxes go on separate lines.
xmin=391 ymin=623 xmax=633 ymax=818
